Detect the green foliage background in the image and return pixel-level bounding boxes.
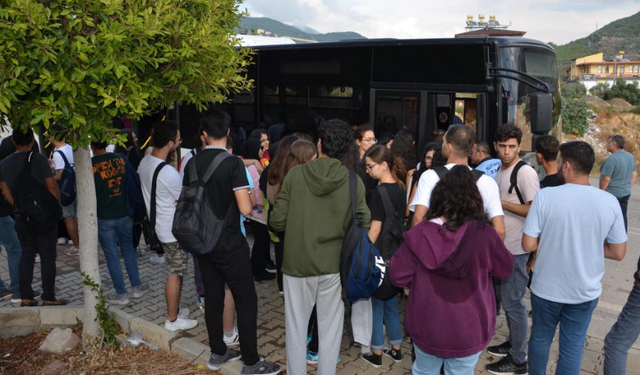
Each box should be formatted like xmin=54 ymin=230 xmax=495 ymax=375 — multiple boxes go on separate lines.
xmin=0 ymin=0 xmax=252 ymax=145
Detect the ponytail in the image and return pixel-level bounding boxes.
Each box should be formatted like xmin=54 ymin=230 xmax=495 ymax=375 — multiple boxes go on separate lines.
xmin=364 ymin=145 xmax=406 ymax=190
xmin=390 ymin=156 xmax=406 ymax=190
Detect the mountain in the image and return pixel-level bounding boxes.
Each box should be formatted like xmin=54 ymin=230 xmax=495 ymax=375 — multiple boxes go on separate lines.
xmin=554 ymin=12 xmax=640 ymax=69
xmin=237 ymin=17 xmax=367 ymax=42
xmin=294 ymin=25 xmax=319 ymax=35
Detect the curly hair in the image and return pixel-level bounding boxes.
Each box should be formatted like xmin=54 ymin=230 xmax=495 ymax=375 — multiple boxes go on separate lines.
xmin=364 ymin=145 xmax=406 ymax=190
xmin=427 ymin=165 xmax=488 ymax=231
xmin=390 ymin=129 xmax=416 ymax=168
xmin=354 ymin=124 xmax=374 ymax=141
xmin=318 ymin=119 xmax=353 ymax=159
xmin=494 ymin=124 xmax=523 ymax=144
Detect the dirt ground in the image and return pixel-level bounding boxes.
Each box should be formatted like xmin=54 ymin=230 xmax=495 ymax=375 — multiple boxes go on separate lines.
xmin=0 ymin=329 xmax=216 ymax=375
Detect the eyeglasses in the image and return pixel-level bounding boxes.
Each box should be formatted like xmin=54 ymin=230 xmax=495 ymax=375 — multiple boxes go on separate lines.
xmin=362 ymin=137 xmax=377 ymax=143
xmin=365 ymin=163 xmax=378 ymax=171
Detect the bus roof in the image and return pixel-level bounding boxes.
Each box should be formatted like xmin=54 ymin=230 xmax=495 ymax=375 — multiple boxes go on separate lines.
xmin=247 ymin=37 xmax=555 ymax=53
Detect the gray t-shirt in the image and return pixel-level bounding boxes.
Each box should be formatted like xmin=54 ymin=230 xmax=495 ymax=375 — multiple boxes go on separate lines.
xmin=600 ymin=150 xmax=636 ymax=198
xmin=0 ymin=151 xmax=53 ymax=198
xmin=523 ymin=184 xmax=627 ymax=304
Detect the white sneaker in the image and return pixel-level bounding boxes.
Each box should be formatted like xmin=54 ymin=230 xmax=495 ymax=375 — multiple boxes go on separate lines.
xmin=164 ymin=316 xmax=198 ymax=332
xmin=149 ymin=254 xmax=165 ymax=264
xmin=34 ymin=254 xmax=40 ymax=263
xmin=224 ymin=326 xmax=240 ymax=347
xmin=57 ymin=238 xmax=66 ymax=245
xmin=68 ymin=239 xmax=74 ymax=246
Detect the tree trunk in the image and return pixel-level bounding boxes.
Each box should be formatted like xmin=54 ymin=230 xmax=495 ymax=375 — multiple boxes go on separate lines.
xmin=74 ymin=146 xmax=101 ymax=351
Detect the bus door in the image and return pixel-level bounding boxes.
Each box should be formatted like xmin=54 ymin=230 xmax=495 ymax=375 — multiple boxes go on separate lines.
xmin=371 ymin=90 xmax=424 ymax=142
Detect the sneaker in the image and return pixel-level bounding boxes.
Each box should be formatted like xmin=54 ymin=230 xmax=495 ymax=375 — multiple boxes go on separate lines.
xmin=149 ymin=254 xmax=165 ymax=264
xmin=278 ymin=290 xmax=284 ymax=295
xmin=196 ymin=296 xmax=205 ymax=311
xmin=487 ymin=341 xmax=511 ymax=357
xmin=224 ymin=326 xmax=240 ymax=347
xmin=485 ymin=354 xmax=528 ymax=375
xmin=20 ymin=299 xmax=39 ymax=307
xmin=306 ymin=350 xmax=340 ymax=365
xmin=164 ymin=316 xmax=198 ymax=332
xmin=241 ymin=358 xmax=281 ymax=375
xmin=107 ymin=293 xmax=131 ymax=305
xmin=207 ymin=348 xmax=241 ymax=371
xmin=34 ymin=254 xmax=40 ymax=263
xmin=1 ymin=290 xmax=12 ymax=302
xmin=265 ymin=261 xmax=277 ymax=274
xmin=42 ymin=298 xmax=68 ymax=306
xmin=131 ymin=283 xmax=150 ymax=299
xmin=361 ymin=352 xmax=382 ymax=368
xmin=178 ymin=307 xmax=190 ymax=318
xmin=383 ymin=347 xmax=403 ymax=363
xmin=57 ymin=238 xmax=66 ymax=245
xmin=66 ymin=247 xmax=79 ymax=255
xmin=68 ymin=239 xmax=74 ymax=246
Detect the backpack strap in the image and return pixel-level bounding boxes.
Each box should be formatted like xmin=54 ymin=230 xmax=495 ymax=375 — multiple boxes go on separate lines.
xmin=201 ymin=152 xmax=233 ymax=184
xmin=508 ymin=160 xmax=527 ymax=205
xmin=348 ymin=171 xmax=357 ymax=220
xmin=376 ymin=185 xmax=397 ymax=221
xmin=432 ymin=166 xmax=448 ymax=181
xmin=56 ymin=150 xmax=73 ymax=169
xmin=150 ymin=162 xmax=168 ymax=232
xmin=471 ymin=169 xmax=485 ymax=182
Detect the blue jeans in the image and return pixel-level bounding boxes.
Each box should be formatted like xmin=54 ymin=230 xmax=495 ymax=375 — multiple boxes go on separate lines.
xmin=501 ymin=253 xmax=529 ymax=364
xmin=371 ymin=296 xmax=403 ymax=350
xmin=604 ymin=283 xmax=640 ymax=375
xmin=0 ymin=215 xmax=22 ymax=295
xmin=413 ymin=344 xmax=481 ymax=375
xmin=98 ymin=217 xmax=141 ymax=295
xmin=528 ymin=293 xmax=598 ymax=375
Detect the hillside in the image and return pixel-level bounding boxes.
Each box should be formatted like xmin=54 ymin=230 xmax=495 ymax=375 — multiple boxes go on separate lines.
xmin=237 ymin=17 xmax=367 ymax=42
xmin=554 ymin=12 xmax=640 ymax=68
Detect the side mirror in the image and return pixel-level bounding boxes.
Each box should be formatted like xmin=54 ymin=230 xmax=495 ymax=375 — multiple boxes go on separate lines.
xmin=530 ymin=92 xmax=552 ymax=134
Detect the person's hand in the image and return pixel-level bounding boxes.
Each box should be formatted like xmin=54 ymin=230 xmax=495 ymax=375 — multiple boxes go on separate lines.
xmin=526 ymin=257 xmax=536 ymax=273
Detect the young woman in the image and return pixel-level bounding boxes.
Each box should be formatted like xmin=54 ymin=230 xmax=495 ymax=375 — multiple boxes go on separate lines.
xmin=361 ymin=145 xmax=407 ymax=368
xmin=389 ymin=166 xmax=514 ymax=375
xmin=355 ymin=124 xmax=376 ymax=160
xmin=390 ymin=129 xmax=417 ymax=179
xmin=406 ymin=142 xmax=442 ymax=220
xmin=249 ymin=129 xmax=271 ymax=166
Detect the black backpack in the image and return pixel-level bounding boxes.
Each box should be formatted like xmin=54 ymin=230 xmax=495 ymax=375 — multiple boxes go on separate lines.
xmin=433 ymin=165 xmax=485 ymax=182
xmin=372 ymin=185 xmax=405 ymax=301
xmin=508 ymin=160 xmax=529 ymax=205
xmin=172 ymin=152 xmax=233 ymax=255
xmin=14 ymin=152 xmax=62 ymax=228
xmin=119 ymin=153 xmax=146 ymax=223
xmin=55 ymin=150 xmax=76 ymax=206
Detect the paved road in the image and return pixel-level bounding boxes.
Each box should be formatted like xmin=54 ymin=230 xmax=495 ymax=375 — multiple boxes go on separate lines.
xmin=1 ymin=179 xmax=639 ymax=374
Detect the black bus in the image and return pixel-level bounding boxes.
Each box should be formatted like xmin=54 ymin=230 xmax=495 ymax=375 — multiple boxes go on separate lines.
xmin=175 ymin=37 xmax=560 ymax=153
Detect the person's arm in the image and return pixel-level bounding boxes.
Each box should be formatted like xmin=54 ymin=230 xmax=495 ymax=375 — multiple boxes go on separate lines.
xmin=411 ymin=205 xmax=428 ymax=228
xmin=0 ymin=181 xmax=14 ymax=206
xmin=44 ymin=176 xmax=61 ymax=206
xmin=604 ymin=242 xmax=626 ymax=261
xmin=269 ymin=173 xmax=291 ymax=232
xmin=600 ymin=159 xmax=613 ymax=190
xmin=406 ymin=180 xmax=418 ymax=220
xmin=355 ymin=178 xmax=371 ymax=230
xmin=600 ymin=176 xmax=611 ymax=191
xmin=54 ymin=169 xmax=63 ymax=182
xmin=388 ymin=243 xmax=418 ymax=288
xmin=368 ymin=220 xmax=382 ymax=243
xmin=243 ymin=159 xmax=264 ymax=174
xmin=522 ymin=233 xmax=539 ymax=253
xmin=490 ymin=231 xmax=515 ymax=280
xmin=631 ymin=171 xmax=637 ymax=187
xmin=235 ymin=188 xmax=252 ymax=216
xmin=51 ymin=152 xmax=63 ymax=181
xmin=501 ymin=201 xmax=531 ymax=217
xmin=502 ymin=166 xmax=539 ymax=218
xmin=490 ymin=215 xmax=506 ymax=241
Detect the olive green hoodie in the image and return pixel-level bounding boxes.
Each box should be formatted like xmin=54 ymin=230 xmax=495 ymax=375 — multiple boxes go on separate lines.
xmin=270 ymin=157 xmax=371 ymax=277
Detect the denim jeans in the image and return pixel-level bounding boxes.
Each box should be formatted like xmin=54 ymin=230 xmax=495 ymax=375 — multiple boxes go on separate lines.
xmin=616 ymin=195 xmax=630 ymax=232
xmin=604 ymin=283 xmax=640 ymax=375
xmin=98 ymin=217 xmax=141 ymax=295
xmin=413 ymin=344 xmax=481 ymax=375
xmin=501 ymin=253 xmax=529 ymax=364
xmin=371 ymin=296 xmax=403 ymax=350
xmin=528 ymin=293 xmax=598 ymax=375
xmin=0 ymin=215 xmax=22 ymax=295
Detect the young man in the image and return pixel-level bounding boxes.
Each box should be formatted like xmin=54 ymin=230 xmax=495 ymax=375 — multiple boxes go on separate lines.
xmin=485 ymin=124 xmax=540 ymax=375
xmin=0 ymin=127 xmax=65 ymax=306
xmin=534 ymin=135 xmax=561 ymax=188
xmin=49 ymin=129 xmax=79 ymax=251
xmin=471 ymin=140 xmax=502 ymax=179
xmin=184 ymin=110 xmax=280 ymax=374
xmin=600 ymin=134 xmax=637 ymax=231
xmin=523 ymin=141 xmax=627 ymax=375
xmin=410 ymin=125 xmax=505 ymax=240
xmin=139 ymin=121 xmax=198 ymax=332
xmin=270 ymin=119 xmax=371 ymax=375
xmin=91 ymin=141 xmax=149 ymax=305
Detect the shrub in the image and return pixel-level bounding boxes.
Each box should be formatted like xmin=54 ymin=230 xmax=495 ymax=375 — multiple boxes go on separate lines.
xmin=562 ymin=99 xmax=590 ymax=136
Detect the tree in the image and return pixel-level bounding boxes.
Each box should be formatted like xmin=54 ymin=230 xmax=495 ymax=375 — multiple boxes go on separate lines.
xmin=0 ymin=0 xmax=251 ymax=349
xmin=589 ymin=83 xmax=609 ymax=99
xmin=562 ymin=99 xmax=590 ymax=136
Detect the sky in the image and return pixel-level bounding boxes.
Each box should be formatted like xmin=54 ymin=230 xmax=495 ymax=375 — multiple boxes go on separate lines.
xmin=241 ymin=0 xmax=640 ymax=45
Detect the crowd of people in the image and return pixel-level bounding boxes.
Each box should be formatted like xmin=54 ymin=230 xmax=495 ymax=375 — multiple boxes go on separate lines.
xmin=0 ymin=113 xmax=638 ymax=375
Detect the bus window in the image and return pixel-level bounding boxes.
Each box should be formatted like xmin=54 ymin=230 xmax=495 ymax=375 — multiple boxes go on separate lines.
xmin=374 ymin=91 xmax=421 ymax=138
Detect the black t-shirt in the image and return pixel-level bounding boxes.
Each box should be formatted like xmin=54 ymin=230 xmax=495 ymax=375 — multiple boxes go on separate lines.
xmin=0 ymin=137 xmax=39 ymax=161
xmin=0 ymin=151 xmax=53 ymax=217
xmin=368 ymin=183 xmax=407 ymax=223
xmin=183 ymin=148 xmax=250 ymax=252
xmin=540 ymin=173 xmax=561 ymax=188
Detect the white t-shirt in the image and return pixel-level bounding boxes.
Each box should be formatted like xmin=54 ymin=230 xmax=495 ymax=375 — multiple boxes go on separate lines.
xmin=523 ymin=184 xmax=627 ymax=304
xmin=179 ymin=148 xmax=200 ymax=179
xmin=52 ymin=144 xmax=75 ymax=171
xmin=409 ymin=163 xmax=504 ymax=220
xmin=495 ymin=162 xmax=540 ymax=255
xmin=138 ymin=155 xmax=182 ymax=243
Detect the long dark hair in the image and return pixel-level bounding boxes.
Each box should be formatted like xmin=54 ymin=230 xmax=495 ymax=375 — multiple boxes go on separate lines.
xmin=364 ymin=145 xmax=406 ymax=190
xmin=390 ymin=129 xmax=416 ymax=169
xmin=427 ymin=165 xmax=488 ymax=231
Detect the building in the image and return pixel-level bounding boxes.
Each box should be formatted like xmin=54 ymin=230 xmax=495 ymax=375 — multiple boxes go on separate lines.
xmin=567 ymin=52 xmax=640 ymax=91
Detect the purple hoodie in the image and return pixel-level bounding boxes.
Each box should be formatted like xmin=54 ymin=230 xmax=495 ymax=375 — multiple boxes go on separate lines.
xmin=389 ymin=220 xmax=513 ymax=358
